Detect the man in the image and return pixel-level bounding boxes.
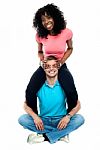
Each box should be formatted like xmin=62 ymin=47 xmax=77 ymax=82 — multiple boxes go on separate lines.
xmin=18 ymin=56 xmax=84 ymax=144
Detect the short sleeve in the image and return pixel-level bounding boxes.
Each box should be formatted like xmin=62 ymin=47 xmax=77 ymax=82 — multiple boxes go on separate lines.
xmin=66 ymin=28 xmax=73 ymax=40
xmin=35 ymin=33 xmax=41 ymax=43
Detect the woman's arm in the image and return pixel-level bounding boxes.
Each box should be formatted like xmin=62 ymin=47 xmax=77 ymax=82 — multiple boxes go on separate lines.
xmin=60 ymin=39 xmax=73 ymax=65
xmin=37 ymin=42 xmax=44 ymax=61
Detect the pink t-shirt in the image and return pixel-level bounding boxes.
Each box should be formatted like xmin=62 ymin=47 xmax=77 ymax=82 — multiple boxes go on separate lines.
xmin=36 ymin=28 xmax=73 ymax=59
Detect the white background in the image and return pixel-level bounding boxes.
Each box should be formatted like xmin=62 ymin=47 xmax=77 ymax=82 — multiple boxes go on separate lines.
xmin=0 ymin=0 xmax=100 ymax=150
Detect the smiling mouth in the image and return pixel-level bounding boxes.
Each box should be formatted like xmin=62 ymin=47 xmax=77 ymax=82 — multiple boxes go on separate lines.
xmin=48 ymin=71 xmax=56 ymax=74
xmin=46 ymin=23 xmax=53 ymax=29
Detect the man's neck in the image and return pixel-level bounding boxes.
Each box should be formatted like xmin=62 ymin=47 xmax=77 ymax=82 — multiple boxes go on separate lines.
xmin=46 ymin=76 xmax=58 ymax=86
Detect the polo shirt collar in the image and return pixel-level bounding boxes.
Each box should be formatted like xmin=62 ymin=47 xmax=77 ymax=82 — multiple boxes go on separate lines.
xmin=45 ymin=80 xmax=60 ymax=88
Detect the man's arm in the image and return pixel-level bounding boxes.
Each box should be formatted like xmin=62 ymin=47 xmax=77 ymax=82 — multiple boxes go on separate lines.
xmin=24 ymin=102 xmax=38 ymax=119
xmin=57 ymin=100 xmax=81 ymax=130
xmin=24 ymin=102 xmax=44 ymax=130
xmin=67 ymin=100 xmax=81 ymax=118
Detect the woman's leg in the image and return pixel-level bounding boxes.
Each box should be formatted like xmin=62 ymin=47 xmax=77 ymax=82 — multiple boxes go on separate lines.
xmin=25 ymin=66 xmax=46 ymax=114
xmin=58 ymin=63 xmax=78 ymax=112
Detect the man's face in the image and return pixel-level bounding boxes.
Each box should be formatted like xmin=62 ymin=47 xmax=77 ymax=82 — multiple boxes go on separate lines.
xmin=44 ymin=60 xmax=59 ymax=78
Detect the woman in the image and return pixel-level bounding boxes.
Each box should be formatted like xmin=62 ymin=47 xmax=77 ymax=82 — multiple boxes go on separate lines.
xmin=26 ymin=3 xmax=78 ymax=114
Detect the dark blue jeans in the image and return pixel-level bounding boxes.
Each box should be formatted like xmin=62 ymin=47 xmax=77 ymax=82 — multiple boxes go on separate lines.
xmin=25 ymin=63 xmax=78 ymax=113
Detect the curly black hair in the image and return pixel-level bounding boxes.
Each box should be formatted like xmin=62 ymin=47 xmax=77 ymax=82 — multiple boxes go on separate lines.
xmin=33 ymin=3 xmax=66 ymax=38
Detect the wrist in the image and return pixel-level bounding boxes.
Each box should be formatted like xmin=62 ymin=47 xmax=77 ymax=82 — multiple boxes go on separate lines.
xmin=39 ymin=61 xmax=44 ymax=68
xmin=59 ymin=62 xmax=62 ymax=67
xmin=60 ymin=60 xmax=65 ymax=65
xmin=67 ymin=113 xmax=72 ymax=119
xmin=32 ymin=113 xmax=38 ymax=120
xmin=58 ymin=60 xmax=63 ymax=67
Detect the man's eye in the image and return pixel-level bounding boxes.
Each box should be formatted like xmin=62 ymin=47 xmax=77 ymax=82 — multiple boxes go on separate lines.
xmin=53 ymin=64 xmax=56 ymax=67
xmin=46 ymin=65 xmax=49 ymax=68
xmin=45 ymin=64 xmax=49 ymax=69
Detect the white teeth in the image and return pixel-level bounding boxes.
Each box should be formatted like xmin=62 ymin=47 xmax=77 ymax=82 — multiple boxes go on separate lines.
xmin=49 ymin=71 xmax=55 ymax=73
xmin=47 ymin=24 xmax=51 ymax=27
xmin=46 ymin=23 xmax=52 ymax=28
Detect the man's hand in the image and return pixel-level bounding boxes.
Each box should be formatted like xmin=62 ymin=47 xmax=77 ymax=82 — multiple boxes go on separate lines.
xmin=24 ymin=102 xmax=44 ymax=131
xmin=57 ymin=116 xmax=70 ymax=130
xmin=33 ymin=115 xmax=44 ymax=131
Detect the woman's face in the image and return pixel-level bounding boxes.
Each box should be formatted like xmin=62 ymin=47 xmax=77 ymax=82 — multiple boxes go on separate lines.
xmin=41 ymin=13 xmax=54 ymax=31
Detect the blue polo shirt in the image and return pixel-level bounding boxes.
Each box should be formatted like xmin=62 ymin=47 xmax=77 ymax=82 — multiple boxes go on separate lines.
xmin=37 ymin=80 xmax=68 ymax=117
